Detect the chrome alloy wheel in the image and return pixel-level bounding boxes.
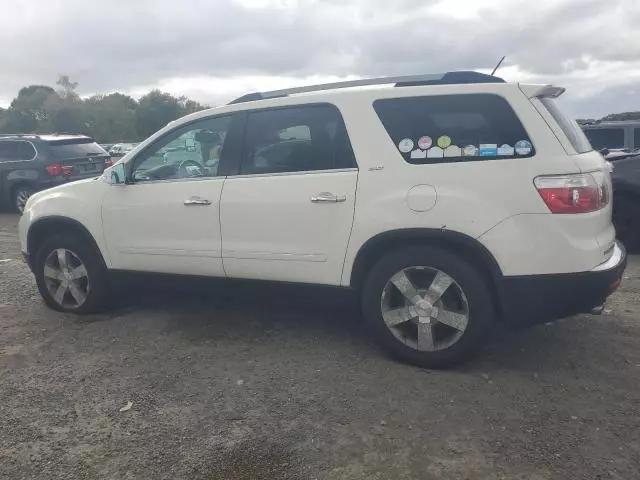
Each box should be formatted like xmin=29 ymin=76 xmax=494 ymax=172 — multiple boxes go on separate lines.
xmin=43 ymin=248 xmax=90 ymax=309
xmin=381 ymin=267 xmax=469 ymax=352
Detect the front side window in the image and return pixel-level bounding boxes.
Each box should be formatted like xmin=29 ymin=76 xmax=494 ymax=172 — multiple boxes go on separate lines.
xmin=374 ymin=94 xmax=535 ymax=164
xmin=582 ymin=127 xmax=625 ymax=151
xmin=0 ymin=140 xmax=36 ymax=161
xmin=240 ymin=105 xmax=356 ymax=175
xmin=131 ymin=116 xmax=232 ymax=182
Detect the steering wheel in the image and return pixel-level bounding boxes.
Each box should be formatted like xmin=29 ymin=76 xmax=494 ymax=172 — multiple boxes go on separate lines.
xmin=178 ymin=159 xmax=205 ymax=178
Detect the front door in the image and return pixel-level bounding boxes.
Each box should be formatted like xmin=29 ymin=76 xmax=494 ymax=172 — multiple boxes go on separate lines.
xmin=220 ymin=104 xmax=358 ymax=285
xmin=102 ymin=115 xmax=234 ymax=276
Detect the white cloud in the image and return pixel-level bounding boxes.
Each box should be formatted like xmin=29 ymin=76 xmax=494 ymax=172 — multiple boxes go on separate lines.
xmin=0 ymin=0 xmax=638 ymax=117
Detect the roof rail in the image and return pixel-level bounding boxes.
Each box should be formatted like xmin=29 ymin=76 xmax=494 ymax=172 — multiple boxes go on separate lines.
xmin=0 ymin=133 xmax=37 ymax=138
xmin=228 ymin=71 xmax=504 ymax=105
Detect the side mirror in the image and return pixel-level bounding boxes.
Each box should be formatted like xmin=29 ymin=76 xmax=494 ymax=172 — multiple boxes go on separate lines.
xmin=109 ymin=162 xmax=127 ymax=185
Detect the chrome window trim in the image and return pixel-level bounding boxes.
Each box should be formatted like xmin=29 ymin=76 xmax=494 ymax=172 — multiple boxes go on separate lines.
xmin=227 ymin=167 xmax=358 ymax=180
xmin=0 ymin=139 xmax=38 ymax=162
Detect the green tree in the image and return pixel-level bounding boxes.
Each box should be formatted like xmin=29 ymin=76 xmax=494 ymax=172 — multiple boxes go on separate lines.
xmin=0 ymin=77 xmax=209 ymax=141
xmin=135 ymin=90 xmax=184 ymax=139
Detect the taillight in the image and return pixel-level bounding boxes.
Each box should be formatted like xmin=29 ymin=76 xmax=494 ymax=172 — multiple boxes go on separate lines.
xmin=46 ymin=163 xmax=63 ymax=176
xmin=104 ymin=158 xmax=114 ymax=168
xmin=534 ymin=172 xmax=610 ymax=214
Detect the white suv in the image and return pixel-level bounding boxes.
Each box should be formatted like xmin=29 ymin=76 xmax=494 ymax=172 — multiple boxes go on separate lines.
xmin=18 ymin=71 xmax=627 ymax=368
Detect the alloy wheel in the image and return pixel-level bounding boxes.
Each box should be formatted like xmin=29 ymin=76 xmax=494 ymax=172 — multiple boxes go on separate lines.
xmin=42 ymin=248 xmax=90 ymax=309
xmin=380 ymin=266 xmax=469 ymax=351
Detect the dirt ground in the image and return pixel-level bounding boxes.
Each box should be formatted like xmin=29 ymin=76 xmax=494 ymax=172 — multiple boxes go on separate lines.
xmin=0 ymin=212 xmax=639 ymax=480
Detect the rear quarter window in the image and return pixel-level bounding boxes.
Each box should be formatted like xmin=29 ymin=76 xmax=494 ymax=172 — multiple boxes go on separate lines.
xmin=373 ymin=94 xmax=535 ymax=164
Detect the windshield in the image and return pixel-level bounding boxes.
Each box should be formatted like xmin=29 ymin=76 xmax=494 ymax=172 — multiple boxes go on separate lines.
xmin=539 ymin=97 xmax=592 ymax=154
xmin=47 ymin=139 xmax=107 ymax=159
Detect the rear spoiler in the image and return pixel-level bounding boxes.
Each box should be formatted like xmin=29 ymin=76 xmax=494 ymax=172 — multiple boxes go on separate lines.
xmin=519 ymin=84 xmax=566 ymax=99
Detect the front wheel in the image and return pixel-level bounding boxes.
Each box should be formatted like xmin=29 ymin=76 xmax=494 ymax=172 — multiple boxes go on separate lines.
xmin=362 ymin=246 xmax=494 ymax=368
xmin=34 ymin=234 xmax=109 ymax=313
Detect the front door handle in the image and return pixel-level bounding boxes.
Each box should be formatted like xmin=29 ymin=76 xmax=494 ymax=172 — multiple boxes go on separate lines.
xmin=184 ymin=196 xmax=212 ymax=206
xmin=311 ymin=192 xmax=347 ymax=203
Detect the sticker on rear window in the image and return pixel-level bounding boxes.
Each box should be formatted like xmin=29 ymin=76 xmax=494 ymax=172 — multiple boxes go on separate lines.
xmin=398 ymin=138 xmax=414 ymax=153
xmin=427 ymin=146 xmax=444 ymax=158
xmin=443 ymin=145 xmax=462 ymax=157
xmin=479 ymin=144 xmax=498 ymax=156
xmin=498 ymin=144 xmax=515 ymax=156
xmin=437 ymin=135 xmax=452 ymax=149
xmin=462 ymin=145 xmax=479 ymax=156
xmin=417 ymin=136 xmax=432 ymax=150
xmin=410 ymin=149 xmax=427 ymax=159
xmin=515 ymin=140 xmax=532 ymax=155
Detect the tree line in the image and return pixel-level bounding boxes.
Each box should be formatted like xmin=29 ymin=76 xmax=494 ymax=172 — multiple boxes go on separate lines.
xmin=0 ymin=76 xmax=209 ymax=143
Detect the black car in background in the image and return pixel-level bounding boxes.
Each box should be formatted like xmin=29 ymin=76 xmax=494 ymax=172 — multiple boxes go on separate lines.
xmin=611 ymin=154 xmax=640 ymax=251
xmin=0 ymin=134 xmax=112 ymax=213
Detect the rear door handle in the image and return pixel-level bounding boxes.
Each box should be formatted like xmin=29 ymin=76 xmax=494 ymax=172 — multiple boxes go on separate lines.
xmin=311 ymin=192 xmax=347 ymax=203
xmin=184 ymin=196 xmax=212 ymax=206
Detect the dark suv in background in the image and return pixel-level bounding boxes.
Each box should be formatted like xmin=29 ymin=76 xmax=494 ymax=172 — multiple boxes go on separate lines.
xmin=0 ymin=134 xmax=112 ymax=213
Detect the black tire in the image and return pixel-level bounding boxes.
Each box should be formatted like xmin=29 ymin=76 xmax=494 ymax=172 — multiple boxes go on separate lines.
xmin=34 ymin=233 xmax=109 ymax=314
xmin=612 ymin=195 xmax=640 ymax=253
xmin=361 ymin=246 xmax=494 ymax=368
xmin=13 ymin=185 xmax=35 ymax=214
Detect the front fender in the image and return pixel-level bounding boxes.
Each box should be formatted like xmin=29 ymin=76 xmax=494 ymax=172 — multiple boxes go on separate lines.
xmin=20 ymin=178 xmax=111 ymax=266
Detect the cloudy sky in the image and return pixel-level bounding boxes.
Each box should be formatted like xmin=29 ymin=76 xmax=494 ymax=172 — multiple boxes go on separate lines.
xmin=0 ymin=0 xmax=638 ymax=118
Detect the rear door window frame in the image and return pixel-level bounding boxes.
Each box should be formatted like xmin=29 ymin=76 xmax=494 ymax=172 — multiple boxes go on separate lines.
xmin=230 ymin=102 xmax=358 ymax=177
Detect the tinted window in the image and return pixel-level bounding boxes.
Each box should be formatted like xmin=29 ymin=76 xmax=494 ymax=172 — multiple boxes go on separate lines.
xmin=240 ymin=105 xmax=356 ymax=175
xmin=582 ymin=127 xmax=625 ymax=151
xmin=48 ymin=139 xmax=107 ymax=159
xmin=539 ymin=97 xmax=592 ymax=154
xmin=634 ymin=128 xmax=640 ymax=149
xmin=374 ymin=94 xmax=534 ymax=164
xmin=131 ymin=115 xmax=232 ymax=182
xmin=0 ymin=140 xmax=36 ymax=161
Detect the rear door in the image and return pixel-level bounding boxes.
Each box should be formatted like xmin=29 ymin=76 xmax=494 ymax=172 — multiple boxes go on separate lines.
xmin=44 ymin=137 xmax=110 ymax=180
xmin=220 ymin=104 xmax=358 ymax=285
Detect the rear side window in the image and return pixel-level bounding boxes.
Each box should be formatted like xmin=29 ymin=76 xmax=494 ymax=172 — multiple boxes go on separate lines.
xmin=240 ymin=105 xmax=356 ymax=175
xmin=635 ymin=128 xmax=640 ymax=149
xmin=539 ymin=97 xmax=592 ymax=154
xmin=47 ymin=139 xmax=107 ymax=159
xmin=373 ymin=94 xmax=535 ymax=164
xmin=0 ymin=140 xmax=36 ymax=161
xmin=582 ymin=127 xmax=625 ymax=151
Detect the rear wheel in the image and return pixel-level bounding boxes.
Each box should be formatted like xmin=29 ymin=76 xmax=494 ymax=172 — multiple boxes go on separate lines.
xmin=13 ymin=185 xmax=35 ymax=214
xmin=34 ymin=234 xmax=109 ymax=313
xmin=362 ymin=246 xmax=494 ymax=368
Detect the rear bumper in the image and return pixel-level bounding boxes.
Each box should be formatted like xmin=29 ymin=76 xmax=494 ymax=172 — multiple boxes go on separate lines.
xmin=500 ymin=242 xmax=627 ymax=327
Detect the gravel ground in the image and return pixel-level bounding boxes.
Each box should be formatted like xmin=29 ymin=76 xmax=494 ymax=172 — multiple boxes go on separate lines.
xmin=1 ymin=212 xmax=639 ymax=479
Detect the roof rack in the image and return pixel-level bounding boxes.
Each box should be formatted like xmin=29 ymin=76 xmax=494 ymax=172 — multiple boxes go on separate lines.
xmin=228 ymin=71 xmax=504 ymax=105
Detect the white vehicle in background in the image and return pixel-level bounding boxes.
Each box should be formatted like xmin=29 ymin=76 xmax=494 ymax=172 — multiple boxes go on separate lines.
xmin=18 ymin=71 xmax=626 ymax=368
xmin=108 ymin=143 xmax=136 ymax=157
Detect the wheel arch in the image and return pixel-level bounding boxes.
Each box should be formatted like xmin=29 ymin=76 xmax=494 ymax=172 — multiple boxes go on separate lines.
xmin=349 ymin=229 xmax=506 ymax=317
xmin=27 ymin=216 xmax=107 ymax=268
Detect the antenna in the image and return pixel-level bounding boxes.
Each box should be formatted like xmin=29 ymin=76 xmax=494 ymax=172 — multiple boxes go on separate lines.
xmin=491 ymin=56 xmax=506 ymax=76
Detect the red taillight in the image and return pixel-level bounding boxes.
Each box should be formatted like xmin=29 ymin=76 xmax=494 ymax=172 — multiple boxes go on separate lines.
xmin=534 ymin=172 xmax=609 ymax=214
xmin=104 ymin=158 xmax=114 ymax=168
xmin=46 ymin=163 xmax=63 ymax=176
